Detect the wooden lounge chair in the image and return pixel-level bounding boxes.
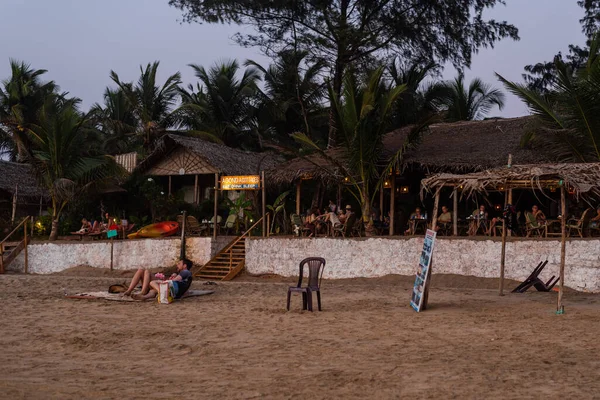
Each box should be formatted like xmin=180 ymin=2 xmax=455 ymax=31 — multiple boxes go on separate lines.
xmin=567 ymin=208 xmax=592 ymax=238
xmin=186 ymin=216 xmax=206 ymax=236
xmin=286 ymin=257 xmax=326 ymax=312
xmin=525 ymin=212 xmax=545 ymax=237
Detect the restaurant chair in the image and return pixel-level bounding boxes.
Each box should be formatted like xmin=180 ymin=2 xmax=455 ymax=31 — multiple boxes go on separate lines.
xmin=221 ymin=214 xmax=238 ymax=235
xmin=567 ymin=208 xmax=592 ymax=238
xmin=333 ymin=214 xmax=356 ymax=238
xmin=525 ymin=212 xmax=545 ymax=237
xmin=286 ymin=257 xmax=326 ymax=312
xmin=352 ymin=218 xmax=363 ymax=237
xmin=290 ymin=214 xmax=310 ymax=237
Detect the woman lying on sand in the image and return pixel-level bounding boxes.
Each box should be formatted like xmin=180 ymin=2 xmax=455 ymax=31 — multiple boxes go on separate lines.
xmin=123 ymin=259 xmax=193 ymax=301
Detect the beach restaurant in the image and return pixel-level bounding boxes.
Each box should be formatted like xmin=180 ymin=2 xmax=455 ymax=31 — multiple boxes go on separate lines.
xmin=5 ymin=118 xmax=600 ymax=297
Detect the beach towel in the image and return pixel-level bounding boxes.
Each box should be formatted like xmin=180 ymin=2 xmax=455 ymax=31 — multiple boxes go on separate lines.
xmin=65 ymin=290 xmax=214 ymax=302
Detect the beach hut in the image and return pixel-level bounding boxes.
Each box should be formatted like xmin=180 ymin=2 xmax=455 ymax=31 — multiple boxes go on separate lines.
xmin=0 ymin=160 xmax=48 ymax=225
xmin=268 ymin=116 xmax=553 ymax=234
xmin=421 ymin=162 xmax=600 ymax=313
xmin=135 ymin=134 xmax=282 ymax=204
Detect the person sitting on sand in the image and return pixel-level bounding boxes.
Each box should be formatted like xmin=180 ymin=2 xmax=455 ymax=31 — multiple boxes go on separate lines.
xmin=123 ymin=259 xmax=193 ymax=300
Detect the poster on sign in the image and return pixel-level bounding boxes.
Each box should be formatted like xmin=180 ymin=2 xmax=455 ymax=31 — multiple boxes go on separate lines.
xmin=410 ymin=229 xmax=437 ymax=312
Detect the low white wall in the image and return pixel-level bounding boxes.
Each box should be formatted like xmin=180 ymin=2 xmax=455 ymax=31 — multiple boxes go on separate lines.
xmin=246 ymin=237 xmax=600 ymax=292
xmin=9 ymin=236 xmax=233 ymax=274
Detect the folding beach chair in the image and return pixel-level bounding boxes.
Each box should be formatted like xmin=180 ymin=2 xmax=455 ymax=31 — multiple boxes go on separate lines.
xmin=512 ymin=261 xmax=559 ymax=293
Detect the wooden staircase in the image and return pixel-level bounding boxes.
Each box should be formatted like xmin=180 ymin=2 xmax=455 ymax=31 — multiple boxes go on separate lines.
xmin=193 ymin=215 xmax=265 ymax=281
xmin=1 ymin=216 xmax=31 ymax=274
xmin=194 ymin=236 xmax=247 ymax=281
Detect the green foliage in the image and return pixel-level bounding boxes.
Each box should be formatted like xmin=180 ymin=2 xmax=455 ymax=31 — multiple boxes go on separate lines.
xmin=523 ymin=1 xmax=600 ymax=93
xmin=246 ymin=50 xmax=328 ymax=145
xmin=497 ymin=33 xmax=600 ymax=162
xmin=266 ymin=190 xmax=290 ymax=234
xmin=24 ymin=97 xmax=125 ymax=239
xmin=437 ymin=75 xmax=505 ymax=121
xmin=109 ymin=61 xmax=182 ymax=152
xmin=170 ymin=0 xmax=519 ymax=146
xmin=177 ymin=60 xmax=260 ymax=149
xmin=0 ymin=60 xmax=58 ymax=160
xmin=293 ymin=67 xmax=428 ymax=230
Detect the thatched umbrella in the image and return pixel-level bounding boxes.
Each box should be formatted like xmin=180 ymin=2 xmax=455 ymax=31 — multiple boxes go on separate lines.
xmin=421 ymin=162 xmax=600 ymax=313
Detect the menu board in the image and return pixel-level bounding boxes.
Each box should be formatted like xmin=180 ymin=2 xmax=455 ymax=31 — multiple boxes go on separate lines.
xmin=410 ymin=229 xmax=437 ymax=312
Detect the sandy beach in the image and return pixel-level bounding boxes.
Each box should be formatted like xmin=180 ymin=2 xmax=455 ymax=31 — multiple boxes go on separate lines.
xmin=1 ymin=269 xmax=600 ymax=399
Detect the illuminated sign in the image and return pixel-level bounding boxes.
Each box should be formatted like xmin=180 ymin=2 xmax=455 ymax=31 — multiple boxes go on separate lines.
xmin=221 ymin=175 xmax=261 ymax=190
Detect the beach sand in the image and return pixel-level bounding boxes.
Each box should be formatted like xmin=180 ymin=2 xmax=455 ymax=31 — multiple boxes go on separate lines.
xmin=1 ymin=268 xmax=599 ymax=399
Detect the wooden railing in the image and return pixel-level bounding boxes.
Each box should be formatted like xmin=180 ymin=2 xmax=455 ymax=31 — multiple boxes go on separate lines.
xmin=0 ymin=216 xmax=31 ymax=274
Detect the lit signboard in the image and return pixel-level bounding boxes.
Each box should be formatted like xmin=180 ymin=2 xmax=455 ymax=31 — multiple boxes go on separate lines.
xmin=221 ymin=175 xmax=261 ymax=190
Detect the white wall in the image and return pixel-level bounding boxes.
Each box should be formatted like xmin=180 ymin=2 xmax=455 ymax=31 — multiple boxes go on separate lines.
xmin=245 ymin=237 xmax=600 ymax=292
xmin=8 ymin=236 xmax=231 ymax=274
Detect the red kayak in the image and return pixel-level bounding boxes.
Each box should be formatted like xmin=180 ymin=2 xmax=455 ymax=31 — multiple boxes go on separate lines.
xmin=127 ymin=221 xmax=179 ymax=239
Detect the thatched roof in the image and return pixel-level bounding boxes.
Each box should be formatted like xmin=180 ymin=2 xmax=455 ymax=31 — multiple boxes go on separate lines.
xmin=0 ymin=160 xmax=46 ymax=198
xmin=268 ymin=116 xmax=550 ymax=185
xmin=136 ymin=134 xmax=283 ymax=176
xmin=421 ymin=163 xmax=600 ymax=199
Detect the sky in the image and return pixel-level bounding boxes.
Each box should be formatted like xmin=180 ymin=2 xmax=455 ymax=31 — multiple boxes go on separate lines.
xmin=0 ymin=0 xmax=588 ymax=118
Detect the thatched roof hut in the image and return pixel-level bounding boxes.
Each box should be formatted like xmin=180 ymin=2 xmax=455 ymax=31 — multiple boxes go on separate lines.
xmin=421 ymin=163 xmax=600 ymax=199
xmin=268 ymin=116 xmax=550 ymax=185
xmin=0 ymin=160 xmax=46 ymax=198
xmin=136 ymin=134 xmax=282 ymax=176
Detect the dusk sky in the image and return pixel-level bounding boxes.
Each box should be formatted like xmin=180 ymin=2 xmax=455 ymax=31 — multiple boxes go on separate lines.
xmin=0 ymin=0 xmax=588 ymax=118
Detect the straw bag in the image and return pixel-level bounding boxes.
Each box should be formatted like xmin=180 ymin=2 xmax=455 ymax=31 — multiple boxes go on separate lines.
xmin=157 ymin=281 xmax=174 ymax=304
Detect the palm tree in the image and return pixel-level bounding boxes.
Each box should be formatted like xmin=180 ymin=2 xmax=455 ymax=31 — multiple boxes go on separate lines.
xmin=110 ymin=62 xmax=182 ymax=152
xmin=178 ymin=60 xmax=260 ymax=148
xmin=438 ymin=74 xmax=505 ymax=121
xmin=387 ymin=58 xmax=449 ymax=128
xmin=246 ymin=50 xmax=327 ymax=145
xmin=90 ymin=87 xmax=138 ymax=154
xmin=497 ymin=34 xmax=600 ymax=162
xmin=293 ymin=67 xmax=429 ymax=234
xmin=25 ymin=98 xmax=123 ymax=240
xmin=0 ymin=60 xmax=58 ymax=160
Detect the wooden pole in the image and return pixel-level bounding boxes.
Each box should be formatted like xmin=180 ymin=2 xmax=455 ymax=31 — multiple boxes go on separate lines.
xmin=110 ymin=239 xmax=114 ymax=271
xmin=261 ymin=171 xmax=266 ymax=237
xmin=557 ymin=186 xmax=566 ymax=313
xmin=507 ymin=188 xmax=513 ymax=237
xmin=24 ymin=217 xmax=28 ymax=274
xmin=431 ymin=190 xmax=440 ymax=231
xmin=168 ymin=176 xmax=172 ymax=197
xmin=390 ymin=176 xmax=396 ymax=236
xmin=337 ymin=184 xmax=342 ymax=212
xmin=11 ymin=185 xmax=18 ymax=225
xmin=39 ymin=196 xmax=43 ymax=216
xmin=499 ymin=218 xmax=506 ymax=296
xmin=194 ymin=175 xmax=199 ymax=205
xmin=214 ymin=173 xmax=219 ymax=239
xmin=452 ymin=188 xmax=458 ymax=236
xmin=180 ymin=210 xmax=187 ymax=260
xmin=267 ymin=212 xmax=271 ymax=237
xmin=296 ymin=181 xmax=301 ymax=216
xmin=379 ymin=188 xmax=384 ymax=216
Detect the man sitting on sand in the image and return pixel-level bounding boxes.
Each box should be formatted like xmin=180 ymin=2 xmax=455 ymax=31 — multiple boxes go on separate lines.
xmin=123 ymin=259 xmax=193 ymax=301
